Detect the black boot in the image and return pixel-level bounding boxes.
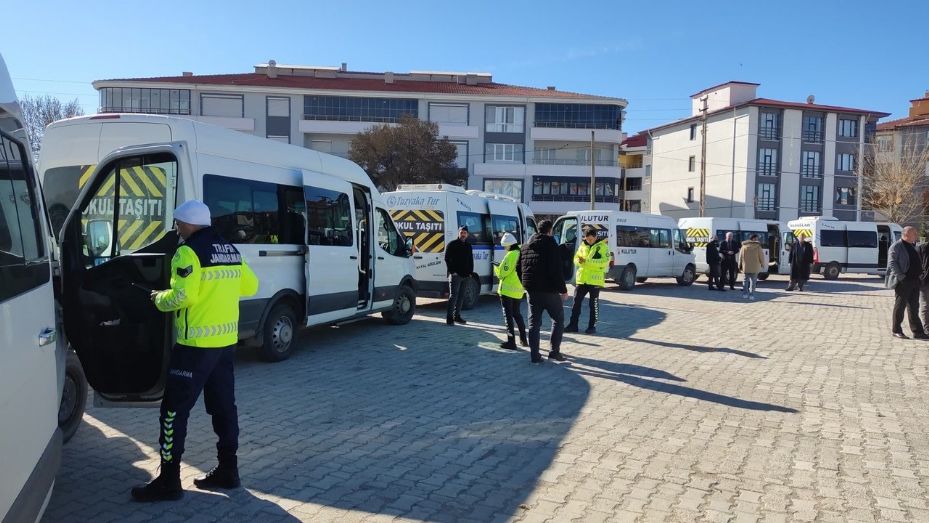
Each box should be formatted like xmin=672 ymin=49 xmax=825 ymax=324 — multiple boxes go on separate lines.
xmin=131 ymin=462 xmax=183 ymax=502
xmin=499 ymin=336 xmax=518 ymax=350
xmin=565 ymin=321 xmax=579 ymax=333
xmin=454 ymin=315 xmax=467 ymax=324
xmin=194 ymin=455 xmax=241 ymax=490
xmin=446 ymin=316 xmax=454 ymax=326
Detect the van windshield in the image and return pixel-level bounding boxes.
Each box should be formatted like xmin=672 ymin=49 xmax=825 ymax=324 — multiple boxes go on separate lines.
xmin=741 ymin=231 xmax=768 ymax=244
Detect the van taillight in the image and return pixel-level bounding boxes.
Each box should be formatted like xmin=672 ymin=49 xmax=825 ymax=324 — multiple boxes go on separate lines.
xmin=813 ymin=247 xmax=819 ymax=264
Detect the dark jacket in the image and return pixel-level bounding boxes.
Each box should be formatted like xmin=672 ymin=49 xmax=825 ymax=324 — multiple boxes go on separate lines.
xmin=789 ymin=240 xmax=814 ymax=281
xmin=444 ymin=238 xmax=473 ymax=277
xmin=719 ymin=238 xmax=740 ymax=263
xmin=520 ymin=233 xmax=567 ymax=294
xmin=705 ymin=240 xmax=721 ymax=266
xmin=917 ymin=242 xmax=929 ymax=287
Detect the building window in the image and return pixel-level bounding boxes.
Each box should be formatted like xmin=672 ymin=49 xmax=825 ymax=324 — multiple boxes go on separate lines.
xmin=837 ymin=153 xmax=856 ymax=172
xmin=624 ymin=177 xmax=642 ymax=191
xmin=756 ymin=183 xmax=776 ymax=211
xmin=625 ymin=200 xmax=642 ymax=212
xmin=303 ymin=95 xmax=418 ymax=123
xmin=759 ymin=112 xmax=779 ymax=140
xmin=533 ymin=103 xmax=622 ymax=130
xmin=536 ymin=147 xmax=557 ymax=164
xmin=483 ymin=179 xmax=524 ymax=201
xmin=266 ymin=96 xmax=290 ymax=143
xmin=686 ymin=187 xmax=694 ymax=203
xmin=877 ymin=136 xmax=894 ymax=152
xmin=100 ymin=87 xmax=191 ymax=115
xmin=428 ymin=103 xmax=468 ymax=125
xmin=801 ymin=151 xmax=821 ymax=177
xmin=838 ymin=118 xmax=859 ymax=138
xmin=531 ymin=176 xmax=619 ymax=203
xmin=688 ymin=155 xmax=695 ymax=172
xmin=689 ymin=124 xmax=697 ymax=140
xmin=799 ymin=185 xmax=820 ymax=213
xmin=835 ymin=186 xmax=856 ymax=206
xmin=803 ymin=115 xmax=824 ymax=143
xmin=758 ymin=148 xmax=778 ymax=176
xmin=485 ymin=105 xmax=525 ymax=133
xmin=485 ymin=143 xmax=524 ymax=163
xmin=201 ymin=94 xmax=244 ymax=117
xmin=622 ymin=154 xmax=643 ymax=169
xmin=448 ymin=141 xmax=469 ymax=169
xmin=577 ymin=147 xmax=614 ymax=166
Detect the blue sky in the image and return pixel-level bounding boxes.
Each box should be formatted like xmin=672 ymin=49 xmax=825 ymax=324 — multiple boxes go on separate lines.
xmin=4 ymin=0 xmax=927 ymax=133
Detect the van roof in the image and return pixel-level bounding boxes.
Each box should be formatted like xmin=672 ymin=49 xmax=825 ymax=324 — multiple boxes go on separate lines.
xmin=395 ymin=184 xmax=467 ymax=194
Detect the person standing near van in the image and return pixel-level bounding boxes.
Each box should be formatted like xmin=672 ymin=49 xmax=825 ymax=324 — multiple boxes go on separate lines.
xmin=567 ymin=226 xmax=610 ymax=334
xmin=917 ymin=240 xmax=929 ymax=332
xmin=720 ymin=231 xmax=740 ymax=290
xmin=132 ymin=200 xmax=259 ymax=502
xmin=445 ymin=226 xmax=473 ymax=325
xmin=738 ymin=234 xmax=765 ymax=300
xmin=521 ymin=220 xmax=568 ymax=363
xmin=887 ymin=226 xmax=929 ymax=339
xmin=494 ymin=232 xmax=527 ymax=349
xmin=786 ymin=236 xmax=814 ymax=291
xmin=706 ymin=236 xmax=724 ymax=291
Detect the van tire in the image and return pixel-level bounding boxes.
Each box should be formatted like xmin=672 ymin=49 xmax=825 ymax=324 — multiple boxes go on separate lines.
xmin=677 ymin=264 xmax=696 ymax=286
xmin=259 ymin=302 xmax=298 ymax=362
xmin=618 ymin=265 xmax=636 ymax=291
xmin=823 ymin=262 xmax=841 ymax=280
xmin=636 ymin=277 xmax=648 ymax=283
xmin=382 ymin=285 xmax=416 ymax=325
xmin=758 ymin=272 xmax=769 ymax=281
xmin=59 ymin=350 xmax=87 ymax=444
xmin=462 ymin=277 xmax=481 ymax=310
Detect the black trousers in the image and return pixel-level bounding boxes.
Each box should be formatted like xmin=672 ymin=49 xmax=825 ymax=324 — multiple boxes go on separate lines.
xmin=499 ymin=295 xmax=526 ymax=340
xmin=527 ymin=292 xmax=564 ymax=359
xmin=447 ymin=274 xmax=467 ymax=319
xmin=893 ymin=281 xmax=925 ymax=335
xmin=158 ymin=345 xmax=238 ymax=465
xmin=721 ymin=257 xmax=737 ymax=287
xmin=707 ymin=263 xmax=723 ymax=289
xmin=569 ymin=284 xmax=601 ymax=329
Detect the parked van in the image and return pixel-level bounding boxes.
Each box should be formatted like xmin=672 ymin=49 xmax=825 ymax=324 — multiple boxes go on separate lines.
xmin=553 ymin=211 xmax=696 ymax=290
xmin=679 ymin=217 xmax=774 ymax=279
xmin=384 ymin=184 xmax=537 ymax=308
xmin=0 ymin=54 xmax=64 ymax=523
xmin=787 ymin=217 xmax=902 ymax=279
xmin=39 ymin=114 xmax=417 ymax=369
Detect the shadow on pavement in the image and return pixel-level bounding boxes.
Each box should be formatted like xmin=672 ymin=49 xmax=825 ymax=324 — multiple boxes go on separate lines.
xmin=625 ymin=336 xmax=768 ymax=359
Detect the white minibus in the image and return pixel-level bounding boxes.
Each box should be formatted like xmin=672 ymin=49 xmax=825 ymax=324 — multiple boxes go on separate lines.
xmin=787 ymin=217 xmax=902 ymax=279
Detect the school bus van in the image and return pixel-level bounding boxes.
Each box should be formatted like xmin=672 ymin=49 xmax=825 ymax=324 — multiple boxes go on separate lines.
xmin=39 ymin=114 xmax=417 ymax=373
xmin=787 ymin=217 xmax=902 ymax=280
xmin=384 ymin=184 xmax=536 ymax=309
xmin=553 ymin=211 xmax=696 ymax=290
xmin=679 ymin=217 xmax=777 ymax=280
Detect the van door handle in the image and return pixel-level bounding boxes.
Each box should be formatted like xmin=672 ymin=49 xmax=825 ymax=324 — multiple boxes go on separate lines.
xmin=377 ymin=256 xmax=385 ymax=260
xmin=38 ymin=327 xmax=57 ymax=347
xmin=413 ymin=255 xmax=423 ymax=259
xmin=349 ymin=255 xmax=358 ymax=260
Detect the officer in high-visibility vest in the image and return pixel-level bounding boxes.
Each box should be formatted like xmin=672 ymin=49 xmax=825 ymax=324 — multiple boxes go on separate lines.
xmin=494 ymin=232 xmax=527 ymax=350
xmin=566 ymin=226 xmax=610 ymax=335
xmin=131 ymin=200 xmax=259 ymax=502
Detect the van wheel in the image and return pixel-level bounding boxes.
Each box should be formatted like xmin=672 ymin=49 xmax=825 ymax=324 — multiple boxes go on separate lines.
xmin=677 ymin=264 xmax=696 ymax=286
xmin=382 ymin=285 xmax=416 ymax=325
xmin=758 ymin=272 xmax=769 ymax=281
xmin=259 ymin=303 xmax=297 ymax=362
xmin=618 ymin=265 xmax=636 ymax=291
xmin=823 ymin=262 xmax=841 ymax=280
xmin=462 ymin=277 xmax=481 ymax=310
xmin=59 ymin=350 xmax=87 ymax=444
xmin=636 ymin=277 xmax=648 ymax=283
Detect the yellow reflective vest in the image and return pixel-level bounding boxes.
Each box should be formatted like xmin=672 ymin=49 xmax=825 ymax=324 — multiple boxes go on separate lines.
xmin=154 ymin=227 xmax=259 ymax=348
xmin=574 ymin=239 xmax=610 ymax=287
xmin=494 ymin=248 xmax=525 ymax=299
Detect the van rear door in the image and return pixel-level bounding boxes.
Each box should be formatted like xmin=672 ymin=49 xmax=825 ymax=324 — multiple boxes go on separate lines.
xmin=59 ymin=146 xmax=182 ymax=404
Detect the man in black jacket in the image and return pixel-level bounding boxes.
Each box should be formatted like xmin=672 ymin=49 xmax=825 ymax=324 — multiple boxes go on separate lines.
xmin=444 ymin=226 xmax=473 ymax=325
xmin=706 ymin=236 xmax=724 ymax=291
xmin=719 ymin=232 xmax=740 ymax=290
xmin=520 ymin=220 xmax=568 ymax=363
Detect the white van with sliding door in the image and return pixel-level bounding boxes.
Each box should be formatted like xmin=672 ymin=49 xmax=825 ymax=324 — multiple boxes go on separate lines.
xmin=679 ymin=217 xmax=776 ymax=280
xmin=553 ymin=210 xmax=696 ymax=290
xmin=384 ymin=184 xmax=536 ymax=308
xmin=787 ymin=216 xmax=902 ymax=279
xmin=39 ymin=114 xmax=417 ymax=373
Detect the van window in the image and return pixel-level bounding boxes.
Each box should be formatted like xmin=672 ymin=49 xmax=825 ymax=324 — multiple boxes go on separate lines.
xmin=457 ymin=211 xmax=491 ymax=244
xmin=716 ymin=229 xmax=737 ymax=241
xmin=525 ymin=217 xmax=537 ymax=237
xmin=617 ymin=225 xmax=650 ymax=247
xmin=673 ymin=229 xmax=690 ymax=253
xmin=375 ymin=208 xmax=405 ymax=257
xmin=204 ymin=175 xmax=305 ymax=244
xmin=650 ymin=228 xmax=672 ymax=248
xmin=819 ymin=230 xmax=846 ymax=247
xmin=491 ymin=215 xmax=519 ymax=245
xmin=305 ymin=186 xmax=353 ymax=246
xmin=847 ymin=230 xmax=877 ymax=248
xmin=42 ymin=165 xmax=90 ymax=238
xmin=0 ymin=132 xmax=49 ymax=302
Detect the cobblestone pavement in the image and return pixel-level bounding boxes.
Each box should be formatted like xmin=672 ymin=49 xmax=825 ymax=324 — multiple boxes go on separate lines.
xmin=44 ymin=274 xmax=929 ymax=522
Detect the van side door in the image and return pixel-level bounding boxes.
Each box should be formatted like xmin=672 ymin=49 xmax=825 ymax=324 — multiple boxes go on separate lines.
xmin=552 ymin=216 xmax=578 ymax=282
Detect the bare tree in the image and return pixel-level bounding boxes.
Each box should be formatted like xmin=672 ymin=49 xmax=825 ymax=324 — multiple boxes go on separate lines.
xmin=862 ymin=138 xmax=929 ymax=224
xmin=349 ymin=115 xmax=461 ymax=191
xmin=20 ymin=94 xmax=84 ymax=158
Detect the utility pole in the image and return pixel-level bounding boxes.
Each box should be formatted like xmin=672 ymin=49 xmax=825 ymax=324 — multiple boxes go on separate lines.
xmin=699 ymin=96 xmax=708 ymax=217
xmin=589 ymin=130 xmax=596 ymax=210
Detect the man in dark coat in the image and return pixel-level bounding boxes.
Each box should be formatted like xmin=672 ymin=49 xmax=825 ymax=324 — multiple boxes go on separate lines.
xmin=705 ymin=236 xmax=724 ymax=291
xmin=786 ymin=236 xmax=814 ymax=291
xmin=444 ymin=226 xmax=473 ymax=325
xmin=719 ymin=232 xmax=740 ymax=290
xmin=520 ymin=220 xmax=568 ymax=363
xmin=887 ymin=226 xmax=928 ymax=339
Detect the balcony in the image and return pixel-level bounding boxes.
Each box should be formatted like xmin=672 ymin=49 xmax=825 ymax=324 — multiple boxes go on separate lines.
xmin=757 ymin=165 xmax=778 ymax=177
xmin=758 ymin=127 xmax=780 ymax=141
xmin=800 ymin=165 xmax=822 ymax=178
xmin=530 ymin=127 xmax=624 ymax=143
xmin=531 ymin=158 xmax=617 ymax=167
xmin=802 ymin=130 xmax=824 ymax=143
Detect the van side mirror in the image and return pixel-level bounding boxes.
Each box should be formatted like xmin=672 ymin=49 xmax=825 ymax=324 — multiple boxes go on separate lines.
xmin=405 ymin=237 xmax=414 ymax=257
xmin=86 ymin=219 xmax=112 ymax=256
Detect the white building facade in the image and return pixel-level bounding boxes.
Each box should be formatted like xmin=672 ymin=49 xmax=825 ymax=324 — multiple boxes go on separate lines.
xmin=93 ymin=63 xmax=627 ymax=220
xmin=647 ymin=82 xmax=887 ymax=221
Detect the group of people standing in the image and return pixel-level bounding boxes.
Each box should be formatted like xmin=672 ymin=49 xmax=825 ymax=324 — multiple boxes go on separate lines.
xmin=704 ymin=232 xmax=815 ymax=299
xmin=885 ymin=226 xmax=929 ymax=340
xmin=445 ymin=220 xmax=609 ymax=364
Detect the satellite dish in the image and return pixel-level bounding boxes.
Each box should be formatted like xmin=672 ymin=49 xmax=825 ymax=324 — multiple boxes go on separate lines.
xmin=806 ymin=95 xmax=815 ymax=104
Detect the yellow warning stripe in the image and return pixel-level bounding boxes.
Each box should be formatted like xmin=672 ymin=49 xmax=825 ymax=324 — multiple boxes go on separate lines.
xmin=99 ymin=174 xmax=117 ymax=196
xmin=130 ymin=221 xmax=164 ymax=250
xmin=118 ymin=220 xmax=144 ymax=248
xmin=424 ymin=210 xmax=443 ymax=221
xmin=135 ymin=166 xmax=164 ymax=198
xmin=121 ymin=169 xmax=145 ymax=197
xmin=419 ymin=235 xmax=444 ymax=253
xmin=793 ymin=228 xmax=813 ymax=239
xmin=79 ymin=165 xmax=96 ymax=188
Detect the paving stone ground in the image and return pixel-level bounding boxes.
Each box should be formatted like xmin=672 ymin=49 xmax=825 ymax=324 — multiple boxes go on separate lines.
xmin=43 ymin=274 xmax=929 ymax=522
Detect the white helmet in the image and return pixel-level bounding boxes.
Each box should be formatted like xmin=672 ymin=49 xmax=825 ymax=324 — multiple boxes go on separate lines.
xmin=500 ymin=232 xmax=518 ymax=247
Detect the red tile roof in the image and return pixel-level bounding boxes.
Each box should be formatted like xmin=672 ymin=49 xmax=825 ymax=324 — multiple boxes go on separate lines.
xmin=622 ymin=132 xmax=648 ymax=147
xmin=94 ymin=73 xmax=625 ymax=102
xmin=749 ymin=98 xmax=890 ymax=117
xmin=877 ymin=114 xmax=929 ymax=131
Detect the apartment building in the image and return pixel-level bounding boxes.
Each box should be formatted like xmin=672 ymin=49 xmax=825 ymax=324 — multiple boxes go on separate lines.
xmin=92 ymin=62 xmax=627 ymax=218
xmin=646 ymin=81 xmax=888 ymax=221
xmin=619 ymin=132 xmax=650 ymax=212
